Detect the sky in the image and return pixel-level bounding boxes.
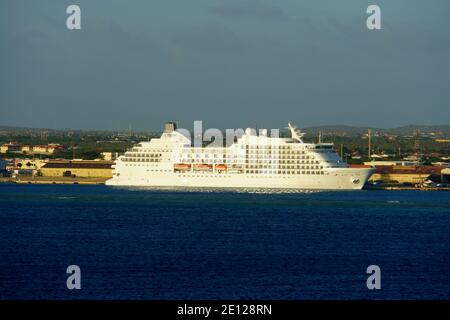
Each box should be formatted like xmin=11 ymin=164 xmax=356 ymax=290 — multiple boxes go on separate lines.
xmin=1 ymin=0 xmax=450 ymax=131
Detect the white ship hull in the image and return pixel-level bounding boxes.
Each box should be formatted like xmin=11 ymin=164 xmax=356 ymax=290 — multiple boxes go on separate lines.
xmin=106 ymin=167 xmax=374 ymax=190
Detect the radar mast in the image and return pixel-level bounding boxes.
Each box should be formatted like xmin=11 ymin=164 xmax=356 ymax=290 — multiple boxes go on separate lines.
xmin=288 ymin=123 xmax=305 ymax=143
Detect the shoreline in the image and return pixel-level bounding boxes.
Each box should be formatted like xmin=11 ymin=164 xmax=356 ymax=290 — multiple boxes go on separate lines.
xmin=0 ymin=176 xmax=449 ymax=190
xmin=364 ymin=185 xmax=450 ymax=191
xmin=0 ymin=177 xmax=108 ymax=185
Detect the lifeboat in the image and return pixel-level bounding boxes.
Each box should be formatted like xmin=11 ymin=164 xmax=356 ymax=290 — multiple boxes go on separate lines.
xmin=174 ymin=164 xmax=191 ymax=170
xmin=215 ymin=164 xmax=227 ymax=171
xmin=193 ymin=164 xmax=213 ymax=170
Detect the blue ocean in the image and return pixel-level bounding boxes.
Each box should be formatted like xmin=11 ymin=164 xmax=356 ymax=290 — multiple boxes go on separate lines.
xmin=0 ymin=184 xmax=449 ymax=299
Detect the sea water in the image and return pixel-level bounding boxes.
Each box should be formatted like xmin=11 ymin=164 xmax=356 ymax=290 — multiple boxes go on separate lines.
xmin=0 ymin=184 xmax=449 ymax=299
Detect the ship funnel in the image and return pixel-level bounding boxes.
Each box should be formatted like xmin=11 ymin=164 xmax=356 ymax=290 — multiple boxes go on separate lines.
xmin=164 ymin=122 xmax=177 ymax=133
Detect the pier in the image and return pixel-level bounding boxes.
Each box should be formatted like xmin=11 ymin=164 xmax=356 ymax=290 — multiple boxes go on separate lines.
xmin=0 ymin=176 xmax=108 ymax=185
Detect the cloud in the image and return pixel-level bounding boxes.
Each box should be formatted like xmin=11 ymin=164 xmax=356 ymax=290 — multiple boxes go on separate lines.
xmin=210 ymin=0 xmax=288 ymax=21
xmin=171 ymin=21 xmax=243 ymax=53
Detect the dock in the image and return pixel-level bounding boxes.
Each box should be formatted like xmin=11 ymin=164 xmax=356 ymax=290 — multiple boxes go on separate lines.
xmin=364 ymin=185 xmax=450 ymax=191
xmin=0 ymin=177 xmax=108 ymax=185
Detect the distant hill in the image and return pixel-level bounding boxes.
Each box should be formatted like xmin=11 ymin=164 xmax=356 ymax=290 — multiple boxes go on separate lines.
xmin=303 ymin=125 xmax=373 ymax=135
xmin=1 ymin=124 xmax=450 ymax=136
xmin=303 ymin=125 xmax=450 ymax=135
xmin=0 ymin=126 xmax=156 ymax=136
xmin=0 ymin=126 xmax=59 ymax=132
xmin=386 ymin=125 xmax=450 ymax=135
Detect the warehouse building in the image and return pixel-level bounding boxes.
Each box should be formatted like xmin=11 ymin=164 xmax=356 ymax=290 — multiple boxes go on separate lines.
xmin=441 ymin=168 xmax=450 ymax=183
xmin=40 ymin=160 xmax=113 ymax=178
xmin=368 ymin=165 xmax=445 ymax=184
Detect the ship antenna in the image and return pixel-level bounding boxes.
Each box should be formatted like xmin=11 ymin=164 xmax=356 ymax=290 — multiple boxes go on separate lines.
xmin=288 ymin=122 xmax=305 ymax=143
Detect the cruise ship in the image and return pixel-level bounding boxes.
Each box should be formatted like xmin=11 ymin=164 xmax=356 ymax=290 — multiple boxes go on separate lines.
xmin=106 ymin=122 xmax=374 ymax=190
